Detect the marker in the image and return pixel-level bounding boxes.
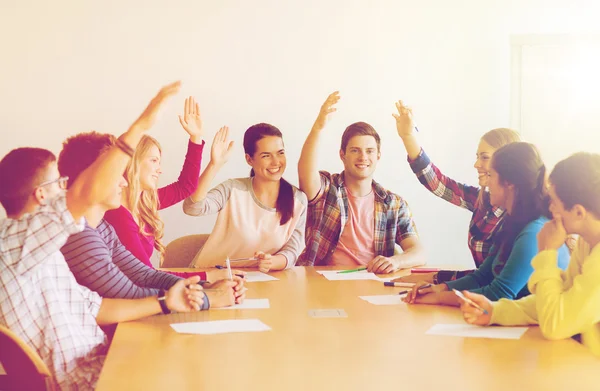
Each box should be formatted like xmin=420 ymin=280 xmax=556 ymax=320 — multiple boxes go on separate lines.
xmin=453 ymin=289 xmax=489 ymax=315
xmin=337 ymin=267 xmax=367 ymax=274
xmin=383 ymin=281 xmax=415 ymax=287
xmin=398 ymin=283 xmax=432 ymax=296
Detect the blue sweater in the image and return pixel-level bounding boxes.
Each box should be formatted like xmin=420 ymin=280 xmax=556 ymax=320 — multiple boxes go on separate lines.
xmin=446 ymin=216 xmax=569 ymax=301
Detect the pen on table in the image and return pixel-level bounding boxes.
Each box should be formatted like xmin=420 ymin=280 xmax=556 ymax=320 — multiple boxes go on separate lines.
xmin=452 ymin=289 xmax=489 ymax=315
xmin=397 ymin=283 xmax=432 ymax=296
xmin=214 ymin=265 xmax=245 ymax=278
xmin=337 ymin=267 xmax=367 ymax=274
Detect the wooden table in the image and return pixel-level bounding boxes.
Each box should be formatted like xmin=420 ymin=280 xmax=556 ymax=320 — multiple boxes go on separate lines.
xmin=96 ymin=267 xmax=599 ymax=391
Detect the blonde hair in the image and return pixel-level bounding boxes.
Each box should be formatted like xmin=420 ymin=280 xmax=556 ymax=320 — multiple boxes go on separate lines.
xmin=124 ymin=135 xmax=166 ymax=262
xmin=477 ymin=128 xmax=522 ymax=207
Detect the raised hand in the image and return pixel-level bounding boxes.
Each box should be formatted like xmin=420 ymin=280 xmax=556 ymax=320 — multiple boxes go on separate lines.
xmin=178 ymin=96 xmax=203 ymax=140
xmin=392 ymin=100 xmax=416 ymax=139
xmin=312 ymin=91 xmax=340 ymax=131
xmin=210 ymin=126 xmax=235 ymax=168
xmin=130 ymin=81 xmax=181 ymax=134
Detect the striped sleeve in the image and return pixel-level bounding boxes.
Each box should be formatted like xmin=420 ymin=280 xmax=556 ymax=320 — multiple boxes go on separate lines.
xmin=409 ymin=149 xmax=480 ymax=212
xmin=61 ymin=222 xmax=180 ymax=299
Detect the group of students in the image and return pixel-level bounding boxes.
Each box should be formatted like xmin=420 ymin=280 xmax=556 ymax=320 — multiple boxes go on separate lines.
xmin=0 ymin=81 xmax=599 ymax=390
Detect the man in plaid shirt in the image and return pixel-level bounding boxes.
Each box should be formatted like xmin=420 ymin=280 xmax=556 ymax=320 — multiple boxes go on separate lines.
xmin=297 ymin=92 xmax=425 ymax=271
xmin=0 ymin=82 xmax=208 ymax=390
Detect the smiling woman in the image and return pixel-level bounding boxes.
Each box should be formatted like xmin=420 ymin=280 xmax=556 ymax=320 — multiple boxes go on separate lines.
xmin=183 ymin=124 xmax=307 ymax=273
xmin=392 ymin=101 xmax=522 ymax=284
xmin=104 ymin=96 xmax=215 ymax=281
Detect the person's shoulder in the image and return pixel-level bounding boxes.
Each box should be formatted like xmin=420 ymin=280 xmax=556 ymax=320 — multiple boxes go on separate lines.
xmin=291 ymin=185 xmax=309 ymax=205
xmin=520 ymin=216 xmax=549 ymax=236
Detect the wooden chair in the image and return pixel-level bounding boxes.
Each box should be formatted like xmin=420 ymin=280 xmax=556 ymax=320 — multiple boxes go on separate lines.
xmin=162 ymin=234 xmax=209 ymax=268
xmin=0 ymin=324 xmax=55 ymax=391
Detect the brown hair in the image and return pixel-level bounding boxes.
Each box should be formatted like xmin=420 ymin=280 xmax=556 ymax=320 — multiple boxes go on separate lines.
xmin=0 ymin=148 xmax=56 ymax=215
xmin=550 ymin=152 xmax=600 ymax=218
xmin=243 ymin=123 xmax=294 ymax=225
xmin=491 ymin=142 xmax=549 ymax=262
xmin=58 ymin=131 xmax=116 ymax=188
xmin=340 ymin=122 xmax=381 ymax=153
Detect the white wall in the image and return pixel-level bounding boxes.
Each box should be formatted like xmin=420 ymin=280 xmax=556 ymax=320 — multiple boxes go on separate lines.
xmin=1 ymin=0 xmax=599 ymax=267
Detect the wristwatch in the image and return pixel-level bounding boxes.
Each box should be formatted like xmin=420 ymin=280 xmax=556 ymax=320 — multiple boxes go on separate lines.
xmin=158 ymin=289 xmax=171 ymax=314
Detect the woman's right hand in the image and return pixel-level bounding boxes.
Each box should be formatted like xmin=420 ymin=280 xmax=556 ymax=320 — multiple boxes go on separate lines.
xmin=459 ymin=291 xmax=493 ymax=326
xmin=392 ymin=272 xmax=435 ymax=284
xmin=210 ymin=126 xmax=235 ymax=168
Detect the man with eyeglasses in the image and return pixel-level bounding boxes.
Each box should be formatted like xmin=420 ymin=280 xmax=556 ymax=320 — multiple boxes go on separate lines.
xmin=0 ymin=82 xmax=207 ymax=390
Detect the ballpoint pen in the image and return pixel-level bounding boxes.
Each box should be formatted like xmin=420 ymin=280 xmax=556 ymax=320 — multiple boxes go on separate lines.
xmin=453 ymin=289 xmax=489 ymax=315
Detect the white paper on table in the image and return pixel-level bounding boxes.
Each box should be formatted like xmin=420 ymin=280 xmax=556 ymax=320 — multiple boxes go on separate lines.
xmin=170 ymin=319 xmax=271 ymax=335
xmin=244 ymin=271 xmax=279 ymax=282
xmin=214 ymin=299 xmax=270 ymax=310
xmin=426 ymin=324 xmax=528 ymax=340
xmin=358 ymin=294 xmax=407 ymax=305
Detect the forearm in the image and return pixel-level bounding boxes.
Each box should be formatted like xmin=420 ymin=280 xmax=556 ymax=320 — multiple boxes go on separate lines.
xmin=96 ymin=296 xmax=160 ymax=326
xmin=270 ymin=254 xmax=288 ymax=271
xmin=190 ymin=162 xmax=221 ymax=203
xmin=390 ymin=245 xmax=426 ymax=269
xmin=298 ymin=128 xmax=323 ymax=200
xmin=189 ymin=134 xmax=204 ymax=144
xmin=400 ymin=134 xmax=422 ymax=161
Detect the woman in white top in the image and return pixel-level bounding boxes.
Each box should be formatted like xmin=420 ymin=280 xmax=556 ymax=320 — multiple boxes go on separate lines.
xmin=183 ymin=124 xmax=307 ymax=272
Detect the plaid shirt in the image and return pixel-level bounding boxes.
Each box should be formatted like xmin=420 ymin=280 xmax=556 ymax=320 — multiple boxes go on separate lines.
xmin=409 ymin=149 xmax=505 ymax=281
xmin=298 ymin=171 xmax=418 ymax=266
xmin=0 ymin=193 xmax=107 ymax=390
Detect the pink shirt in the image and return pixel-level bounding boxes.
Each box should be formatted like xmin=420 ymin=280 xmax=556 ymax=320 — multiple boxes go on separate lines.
xmin=330 ymin=190 xmax=376 ymax=266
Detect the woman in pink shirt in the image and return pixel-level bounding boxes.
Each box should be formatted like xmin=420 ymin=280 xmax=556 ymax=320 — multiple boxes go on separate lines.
xmin=105 ymin=96 xmax=240 ymax=282
xmin=183 ymin=124 xmax=307 ymax=272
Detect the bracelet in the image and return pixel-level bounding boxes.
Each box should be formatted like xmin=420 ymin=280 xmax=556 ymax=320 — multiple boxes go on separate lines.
xmin=115 ymin=137 xmax=135 ymax=158
xmin=200 ymin=291 xmax=210 ymax=311
xmin=157 ymin=289 xmax=171 ymax=314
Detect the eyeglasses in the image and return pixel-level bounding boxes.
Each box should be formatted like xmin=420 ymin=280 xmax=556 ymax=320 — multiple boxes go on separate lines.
xmin=36 ymin=176 xmax=69 ymax=190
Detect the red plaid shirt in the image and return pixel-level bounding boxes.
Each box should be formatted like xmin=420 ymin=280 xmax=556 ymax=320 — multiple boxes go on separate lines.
xmin=298 ymin=171 xmax=418 ymax=266
xmin=409 ymin=149 xmax=505 ymax=274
